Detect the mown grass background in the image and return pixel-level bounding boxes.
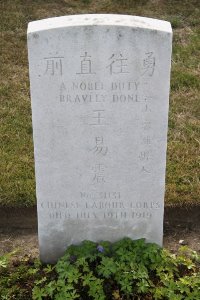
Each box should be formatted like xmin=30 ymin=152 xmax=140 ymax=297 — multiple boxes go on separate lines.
xmin=0 ymin=0 xmax=199 ymax=207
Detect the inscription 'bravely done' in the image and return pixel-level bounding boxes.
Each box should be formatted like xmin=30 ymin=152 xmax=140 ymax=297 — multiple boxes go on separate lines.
xmin=59 ymin=81 xmax=142 ymax=103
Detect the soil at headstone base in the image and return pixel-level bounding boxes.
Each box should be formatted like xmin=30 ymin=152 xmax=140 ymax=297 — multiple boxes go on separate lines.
xmin=0 ymin=205 xmax=200 ymax=257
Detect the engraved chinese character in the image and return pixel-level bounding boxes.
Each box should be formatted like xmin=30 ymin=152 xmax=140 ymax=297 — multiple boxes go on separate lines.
xmin=90 ymin=136 xmax=108 ymax=156
xmin=142 ymin=121 xmax=151 ymax=130
xmin=107 ymin=53 xmax=129 ymax=75
xmin=44 ymin=57 xmax=63 ymax=76
xmin=141 ymin=52 xmax=155 ymax=76
xmin=142 ymin=136 xmax=151 ymax=145
xmin=143 ymin=104 xmax=150 ymax=112
xmin=139 ymin=151 xmax=150 ymax=161
xmin=76 ymin=52 xmax=95 ymax=75
xmin=92 ymin=164 xmax=106 ymax=184
xmin=90 ymin=110 xmax=106 ymax=126
xmin=143 ymin=96 xmax=152 ymax=112
xmin=141 ymin=166 xmax=151 ymax=173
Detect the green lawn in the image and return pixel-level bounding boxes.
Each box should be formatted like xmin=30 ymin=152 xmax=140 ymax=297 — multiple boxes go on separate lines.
xmin=0 ymin=0 xmax=199 ymax=207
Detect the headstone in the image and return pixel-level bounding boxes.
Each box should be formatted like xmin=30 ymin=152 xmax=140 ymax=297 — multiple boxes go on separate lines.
xmin=27 ymin=14 xmax=172 ymax=263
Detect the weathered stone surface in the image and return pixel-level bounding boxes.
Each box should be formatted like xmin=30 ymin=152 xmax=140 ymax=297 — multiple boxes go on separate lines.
xmin=28 ymin=14 xmax=172 ymax=263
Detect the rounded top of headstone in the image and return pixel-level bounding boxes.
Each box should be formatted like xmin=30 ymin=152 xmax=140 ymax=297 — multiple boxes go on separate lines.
xmin=28 ymin=14 xmax=172 ymax=34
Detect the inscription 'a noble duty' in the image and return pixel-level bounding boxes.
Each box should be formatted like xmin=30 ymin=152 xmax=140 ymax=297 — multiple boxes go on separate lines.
xmin=28 ymin=14 xmax=172 ymax=263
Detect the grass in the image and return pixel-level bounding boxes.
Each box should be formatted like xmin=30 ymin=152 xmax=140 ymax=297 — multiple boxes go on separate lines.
xmin=0 ymin=0 xmax=200 ymax=207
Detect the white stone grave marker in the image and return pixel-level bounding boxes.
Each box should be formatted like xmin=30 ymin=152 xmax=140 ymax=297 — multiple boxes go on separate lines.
xmin=28 ymin=14 xmax=172 ymax=263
